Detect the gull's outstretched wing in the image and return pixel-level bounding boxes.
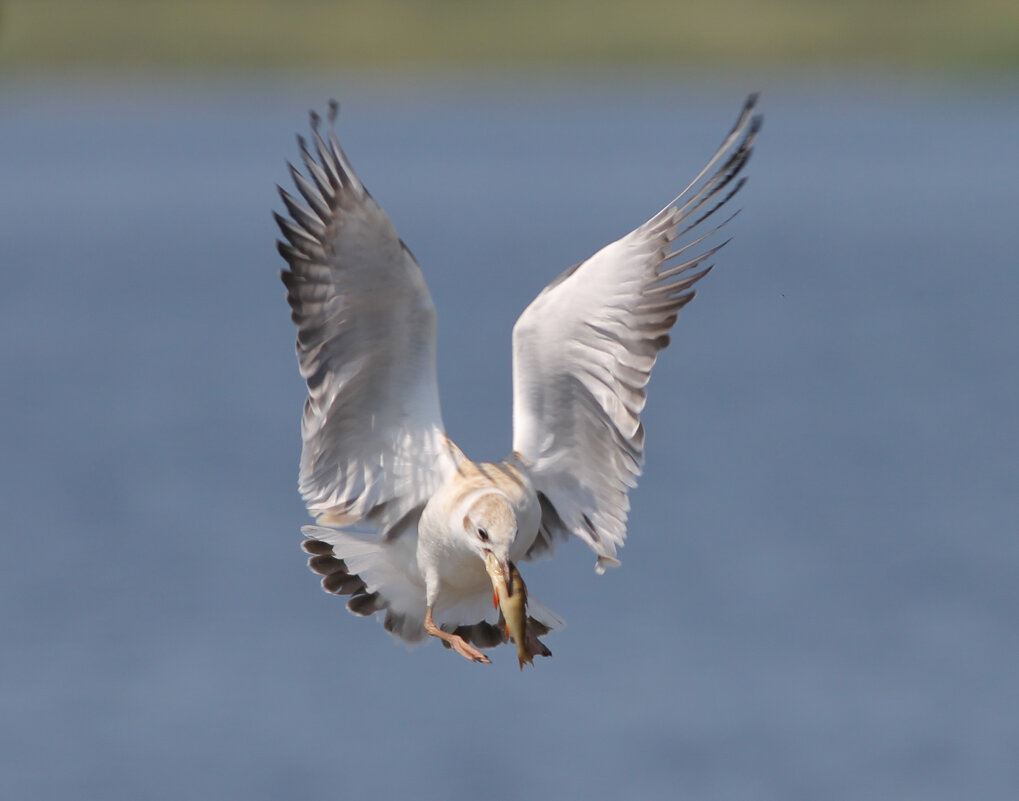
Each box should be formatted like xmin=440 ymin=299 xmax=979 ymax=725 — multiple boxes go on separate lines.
xmin=277 ymin=103 xmax=459 ymax=539
xmin=512 ymin=95 xmax=761 ymax=572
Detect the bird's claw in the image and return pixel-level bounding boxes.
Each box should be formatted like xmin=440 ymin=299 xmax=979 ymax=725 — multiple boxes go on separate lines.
xmin=450 ymin=635 xmax=490 ymax=664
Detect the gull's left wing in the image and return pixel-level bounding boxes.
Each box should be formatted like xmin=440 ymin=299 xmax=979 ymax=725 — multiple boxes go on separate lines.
xmin=276 ymin=103 xmax=459 ymax=541
xmin=512 ymin=95 xmax=761 ymax=571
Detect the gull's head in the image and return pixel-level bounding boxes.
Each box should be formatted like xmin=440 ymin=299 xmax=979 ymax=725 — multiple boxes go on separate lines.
xmin=463 ymin=493 xmax=516 ymax=596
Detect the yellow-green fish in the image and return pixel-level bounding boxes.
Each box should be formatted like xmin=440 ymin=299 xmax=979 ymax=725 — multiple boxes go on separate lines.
xmin=484 ymin=554 xmax=551 ymax=668
xmin=500 ymin=562 xmax=533 ymax=669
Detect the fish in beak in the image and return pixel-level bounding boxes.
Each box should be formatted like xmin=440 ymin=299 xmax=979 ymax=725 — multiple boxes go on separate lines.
xmin=484 ymin=552 xmax=540 ymax=669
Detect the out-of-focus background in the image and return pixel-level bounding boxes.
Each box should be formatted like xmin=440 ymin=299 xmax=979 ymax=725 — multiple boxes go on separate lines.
xmin=2 ymin=3 xmax=1017 ymax=800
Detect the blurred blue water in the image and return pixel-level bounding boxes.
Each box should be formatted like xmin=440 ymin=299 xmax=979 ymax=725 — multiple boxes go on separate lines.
xmin=1 ymin=74 xmax=1017 ymax=801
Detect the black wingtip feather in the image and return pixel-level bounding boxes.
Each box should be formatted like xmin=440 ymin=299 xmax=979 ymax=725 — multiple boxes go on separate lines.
xmin=276 ymin=240 xmax=302 ymax=264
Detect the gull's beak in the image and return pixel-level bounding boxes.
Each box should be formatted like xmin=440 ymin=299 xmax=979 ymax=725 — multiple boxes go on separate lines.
xmin=483 ymin=550 xmax=511 ymax=607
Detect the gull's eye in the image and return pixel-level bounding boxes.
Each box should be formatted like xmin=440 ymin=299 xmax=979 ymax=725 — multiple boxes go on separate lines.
xmin=478 ymin=528 xmax=489 ymax=542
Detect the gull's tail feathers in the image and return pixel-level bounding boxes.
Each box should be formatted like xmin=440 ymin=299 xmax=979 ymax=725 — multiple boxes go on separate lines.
xmin=526 ymin=594 xmax=566 ymax=633
xmin=302 ymin=526 xmax=427 ymax=643
xmin=302 ymin=528 xmax=564 ymax=654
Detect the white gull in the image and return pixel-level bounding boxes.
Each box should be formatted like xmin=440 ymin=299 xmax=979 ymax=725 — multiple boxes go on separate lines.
xmin=276 ymin=95 xmax=761 ymax=664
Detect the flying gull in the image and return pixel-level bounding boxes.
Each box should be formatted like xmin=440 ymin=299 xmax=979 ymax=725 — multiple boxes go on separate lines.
xmin=276 ymin=95 xmax=761 ymax=665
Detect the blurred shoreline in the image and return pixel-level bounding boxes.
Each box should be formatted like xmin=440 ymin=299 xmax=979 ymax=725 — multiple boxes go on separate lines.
xmin=2 ymin=0 xmax=1017 ymax=76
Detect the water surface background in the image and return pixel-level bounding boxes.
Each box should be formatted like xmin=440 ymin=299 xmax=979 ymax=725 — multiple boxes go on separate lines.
xmin=2 ymin=74 xmax=1018 ymax=799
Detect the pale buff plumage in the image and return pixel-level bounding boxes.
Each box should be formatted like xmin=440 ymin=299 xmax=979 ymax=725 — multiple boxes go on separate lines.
xmin=278 ymin=96 xmax=761 ymax=664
